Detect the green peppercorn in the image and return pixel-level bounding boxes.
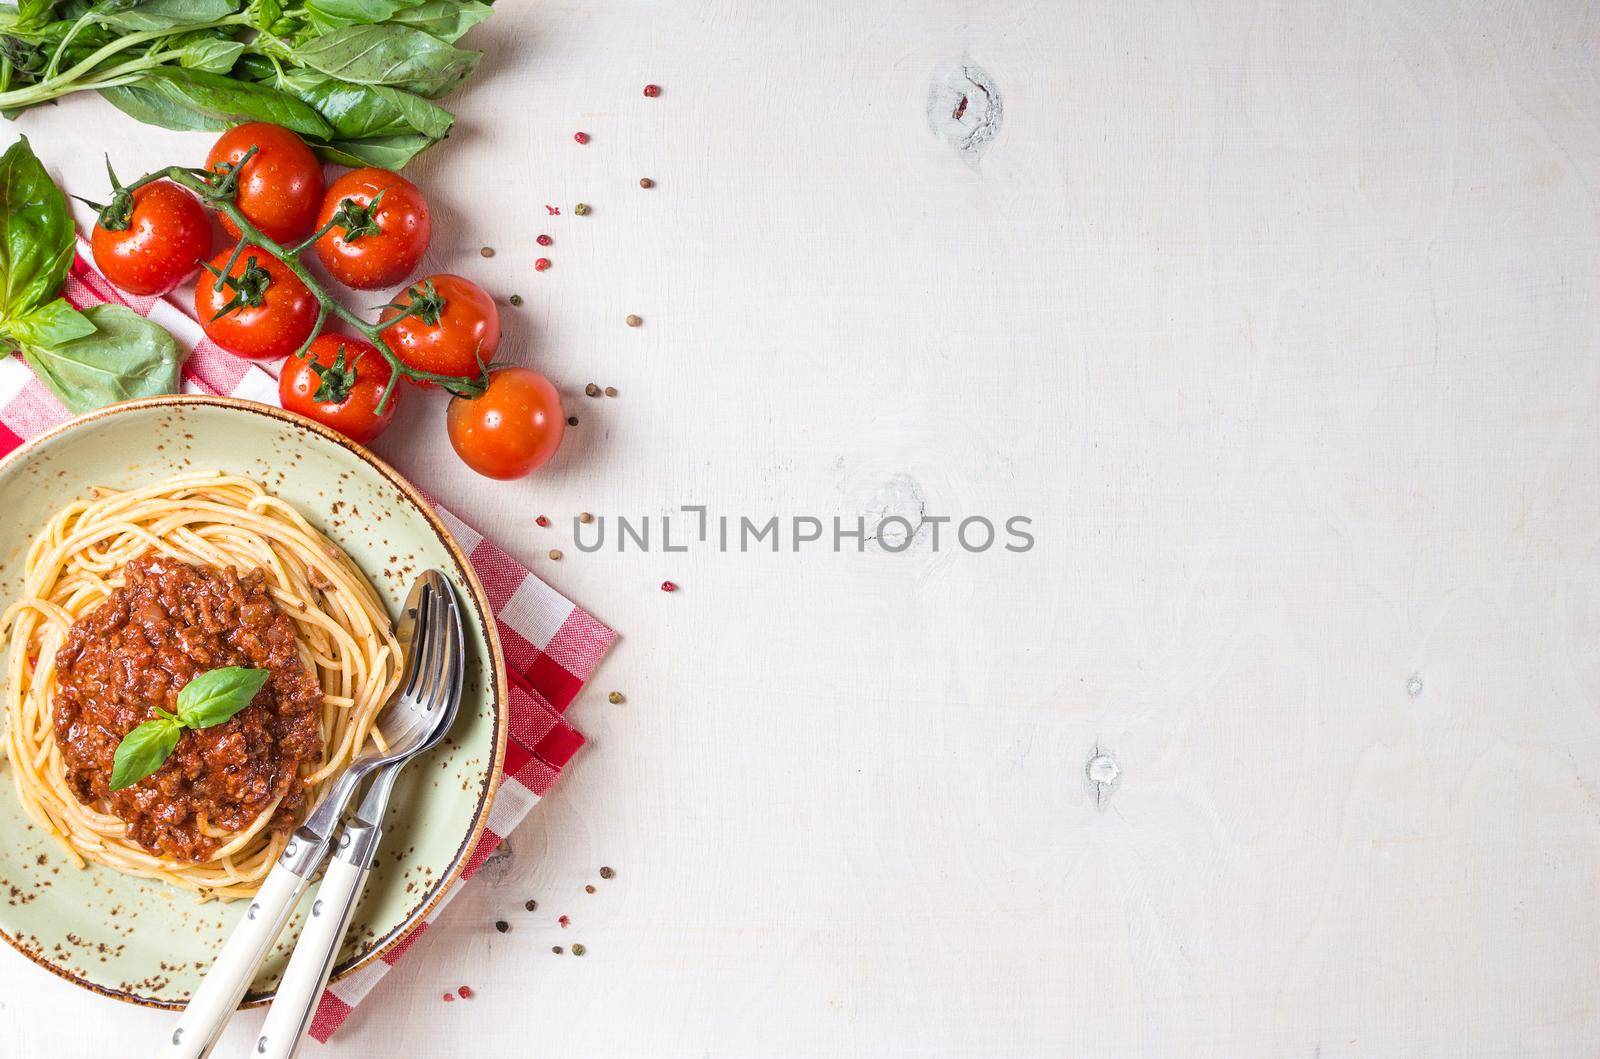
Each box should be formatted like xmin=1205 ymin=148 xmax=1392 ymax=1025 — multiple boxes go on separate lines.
xmin=574 ymin=202 xmax=591 ymax=216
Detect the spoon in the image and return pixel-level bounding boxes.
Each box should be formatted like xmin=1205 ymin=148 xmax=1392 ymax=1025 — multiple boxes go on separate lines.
xmin=168 ymin=570 xmax=463 ymax=1059
xmin=253 ymin=573 xmax=464 ymax=1058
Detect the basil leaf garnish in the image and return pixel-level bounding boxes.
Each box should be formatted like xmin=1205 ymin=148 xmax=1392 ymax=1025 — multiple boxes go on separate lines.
xmin=106 ymin=666 xmax=271 ymax=791
xmin=175 ymin=666 xmax=271 ymax=729
xmin=108 ymin=717 xmax=182 ymax=792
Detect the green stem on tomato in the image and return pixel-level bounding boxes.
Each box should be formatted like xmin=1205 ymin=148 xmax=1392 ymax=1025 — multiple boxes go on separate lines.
xmin=148 ymin=166 xmax=490 ymax=413
xmin=293 ymin=303 xmax=328 ymax=360
xmin=286 ymin=216 xmax=340 ymax=258
xmin=214 ymin=233 xmax=250 ymax=293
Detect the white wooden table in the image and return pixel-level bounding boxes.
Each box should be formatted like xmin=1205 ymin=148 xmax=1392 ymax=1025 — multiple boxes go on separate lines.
xmin=6 ymin=1 xmax=1600 ymax=1054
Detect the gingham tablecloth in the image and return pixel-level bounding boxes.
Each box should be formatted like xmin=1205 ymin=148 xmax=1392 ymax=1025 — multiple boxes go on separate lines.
xmin=0 ymin=246 xmax=615 ymax=1043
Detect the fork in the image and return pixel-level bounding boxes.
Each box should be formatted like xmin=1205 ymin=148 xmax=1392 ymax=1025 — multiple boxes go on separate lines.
xmin=253 ymin=574 xmax=464 ymax=1058
xmin=166 ymin=570 xmax=462 ymax=1059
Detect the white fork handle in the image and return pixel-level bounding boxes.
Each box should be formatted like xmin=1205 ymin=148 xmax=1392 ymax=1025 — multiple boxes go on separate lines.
xmin=166 ymin=862 xmax=309 ymax=1058
xmin=255 ymin=847 xmax=370 ymax=1059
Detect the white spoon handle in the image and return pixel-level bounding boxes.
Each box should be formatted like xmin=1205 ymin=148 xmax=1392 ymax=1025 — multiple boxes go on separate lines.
xmin=165 ymin=862 xmax=308 ymax=1058
xmin=254 ymin=850 xmax=369 ymax=1059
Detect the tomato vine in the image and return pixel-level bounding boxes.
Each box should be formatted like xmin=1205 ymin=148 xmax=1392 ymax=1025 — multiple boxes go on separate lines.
xmin=93 ymin=145 xmax=489 ymax=414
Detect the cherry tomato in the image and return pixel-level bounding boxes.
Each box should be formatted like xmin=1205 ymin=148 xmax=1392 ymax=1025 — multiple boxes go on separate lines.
xmin=279 ymin=334 xmax=399 ymax=444
xmin=379 ymin=274 xmax=500 ymax=386
xmin=90 ymin=180 xmax=211 ymax=296
xmin=206 ymin=122 xmax=324 ymax=245
xmin=313 ymin=168 xmax=431 ymax=290
xmin=195 ymin=247 xmax=319 ymax=360
xmin=447 ymin=367 xmax=565 ymax=479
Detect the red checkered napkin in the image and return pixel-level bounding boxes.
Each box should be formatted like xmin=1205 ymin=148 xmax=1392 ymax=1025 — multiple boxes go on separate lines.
xmin=0 ymin=246 xmax=615 ymax=1043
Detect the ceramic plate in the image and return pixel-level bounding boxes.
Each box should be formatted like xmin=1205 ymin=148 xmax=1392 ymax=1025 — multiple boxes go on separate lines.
xmin=0 ymin=396 xmax=507 ymax=1007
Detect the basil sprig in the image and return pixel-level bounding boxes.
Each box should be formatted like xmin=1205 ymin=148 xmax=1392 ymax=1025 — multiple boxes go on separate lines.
xmin=0 ymin=138 xmax=183 ymax=413
xmin=108 ymin=666 xmax=271 ymax=792
xmin=0 ymin=2 xmax=496 ymax=171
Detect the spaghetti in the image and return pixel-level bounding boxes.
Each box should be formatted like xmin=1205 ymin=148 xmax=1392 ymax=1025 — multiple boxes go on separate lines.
xmin=1 ymin=470 xmax=402 ymax=899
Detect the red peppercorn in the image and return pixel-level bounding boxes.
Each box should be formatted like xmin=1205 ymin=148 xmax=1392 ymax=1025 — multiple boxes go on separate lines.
xmin=458 ymin=985 xmax=474 ymax=999
xmin=661 ymin=580 xmax=677 ymax=592
xmin=536 ymin=515 xmax=550 ymax=527
xmin=536 ymin=234 xmax=552 ymax=247
xmin=535 ymin=258 xmax=551 ymax=272
xmin=559 ymin=914 xmax=570 ymax=927
xmin=443 ymin=993 xmax=455 ymax=1002
xmin=574 ymin=131 xmax=590 ymax=144
xmin=644 ymin=84 xmax=662 ymax=97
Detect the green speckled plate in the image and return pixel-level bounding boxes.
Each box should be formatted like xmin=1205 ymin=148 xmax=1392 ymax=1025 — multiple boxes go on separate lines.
xmin=0 ymin=396 xmax=507 ymax=1007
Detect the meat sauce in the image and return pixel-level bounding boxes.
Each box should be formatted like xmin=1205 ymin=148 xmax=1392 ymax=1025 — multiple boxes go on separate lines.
xmin=52 ymin=555 xmax=323 ymax=862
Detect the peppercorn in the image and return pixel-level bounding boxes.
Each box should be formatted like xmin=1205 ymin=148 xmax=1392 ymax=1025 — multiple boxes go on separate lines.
xmin=643 ymin=84 xmax=661 ymax=97
xmin=535 ymin=258 xmax=551 ymax=272
xmin=444 ymin=993 xmax=455 ymax=1002
xmin=574 ymin=131 xmax=590 ymax=144
xmin=509 ymin=294 xmax=524 ymax=306
xmin=574 ymin=202 xmax=591 ymax=216
xmin=585 ymin=885 xmax=596 ymax=894
xmin=535 ymin=515 xmax=550 ymax=527
xmin=567 ymin=416 xmax=579 ymax=426
xmin=548 ymin=549 xmax=562 ymax=561
xmin=607 ymin=692 xmax=623 ymax=704
xmin=604 ymin=386 xmax=618 ymax=397
xmin=459 ymin=985 xmax=474 ymax=999
xmin=571 ymin=943 xmax=587 ymax=956
xmin=559 ymin=915 xmax=570 ymax=927
xmin=525 ymin=898 xmax=538 ymax=911
xmin=599 ymin=866 xmax=615 ymax=879
xmin=480 ymin=246 xmax=494 ymax=258
xmin=536 ymin=233 xmax=552 ymax=246
xmin=579 ymin=512 xmax=593 ymax=523
xmin=585 ymin=383 xmax=600 ymax=397
xmin=494 ymin=920 xmax=509 ymax=933
xmin=639 ymin=178 xmax=654 ymax=189
xmin=661 ymin=580 xmax=677 ymax=592
xmin=626 ymin=314 xmax=642 ymax=326
xmin=552 ymin=946 xmax=563 ymax=954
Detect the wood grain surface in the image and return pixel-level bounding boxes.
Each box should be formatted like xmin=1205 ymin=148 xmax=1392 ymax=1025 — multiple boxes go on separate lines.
xmin=4 ymin=1 xmax=1600 ymax=1055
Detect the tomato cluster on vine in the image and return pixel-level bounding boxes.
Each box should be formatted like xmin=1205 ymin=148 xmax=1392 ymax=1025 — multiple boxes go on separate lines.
xmin=88 ymin=122 xmax=565 ymax=480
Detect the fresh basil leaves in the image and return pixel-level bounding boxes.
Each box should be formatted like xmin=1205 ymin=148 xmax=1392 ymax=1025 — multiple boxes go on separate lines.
xmin=0 ymin=135 xmax=76 ymax=318
xmin=108 ymin=666 xmax=271 ymax=791
xmin=175 ymin=665 xmax=273 ymax=728
xmin=101 ymin=67 xmax=335 ymax=139
xmin=23 ymin=303 xmax=184 ymax=413
xmin=0 ymin=1 xmax=496 ymax=169
xmin=286 ymin=23 xmax=479 ymax=98
xmin=0 ymin=137 xmax=184 ymax=413
xmin=108 ymin=715 xmax=183 ymax=792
